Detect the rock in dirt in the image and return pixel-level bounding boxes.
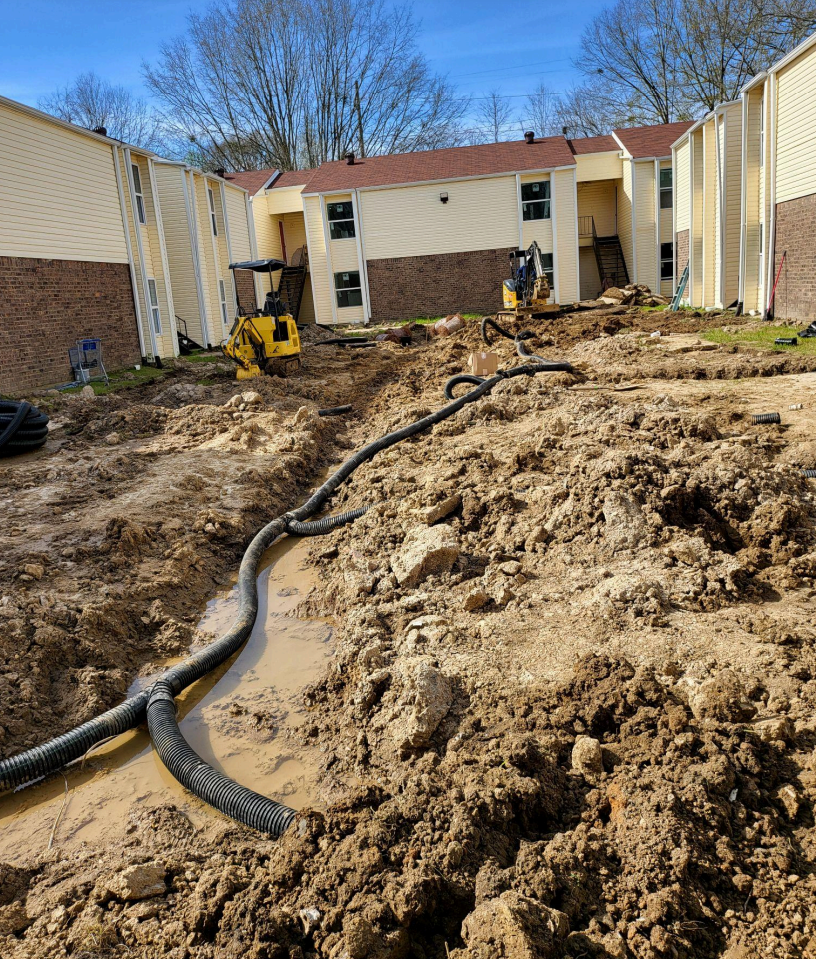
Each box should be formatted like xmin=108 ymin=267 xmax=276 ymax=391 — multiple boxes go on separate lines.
xmin=689 ymin=668 xmax=756 ymax=722
xmin=571 ymin=735 xmax=604 ymax=779
xmin=0 ymin=902 xmax=31 ymax=936
xmin=104 ymin=863 xmax=166 ymax=901
xmin=459 ymin=891 xmax=568 ymax=958
xmin=395 ymin=657 xmax=452 ymax=753
xmin=391 ymin=524 xmax=460 ymax=587
xmin=602 ymin=490 xmax=649 ymax=550
xmin=421 ymin=493 xmax=461 ymax=525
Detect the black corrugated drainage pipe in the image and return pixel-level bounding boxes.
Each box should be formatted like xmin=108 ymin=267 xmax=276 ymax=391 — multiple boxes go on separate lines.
xmin=1 ymin=352 xmax=572 ymax=836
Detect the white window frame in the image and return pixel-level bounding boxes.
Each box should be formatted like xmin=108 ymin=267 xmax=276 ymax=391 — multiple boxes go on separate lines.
xmin=147 ymin=278 xmax=162 ymax=335
xmin=334 ymin=270 xmax=363 ymax=308
xmin=521 ymin=180 xmax=551 ymax=221
xmin=327 ymin=201 xmax=356 ymax=240
xmin=540 ymin=252 xmax=554 ymax=288
xmin=659 ymin=168 xmax=673 ymax=210
xmin=132 ymin=163 xmax=146 ymax=224
xmin=219 ymin=278 xmax=230 ymax=327
xmin=660 ymin=242 xmax=674 ymax=280
xmin=208 ymin=186 xmax=218 ymax=236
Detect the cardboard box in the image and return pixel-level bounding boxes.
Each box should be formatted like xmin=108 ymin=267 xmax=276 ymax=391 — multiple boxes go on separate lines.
xmin=470 ymin=351 xmax=498 ymax=376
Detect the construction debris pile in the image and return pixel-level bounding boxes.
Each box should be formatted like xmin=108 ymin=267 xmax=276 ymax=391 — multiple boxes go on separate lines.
xmin=574 ymin=283 xmax=670 ymax=311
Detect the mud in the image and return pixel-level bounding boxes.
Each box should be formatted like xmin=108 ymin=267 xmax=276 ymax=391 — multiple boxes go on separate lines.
xmin=2 ymin=312 xmax=816 ymax=958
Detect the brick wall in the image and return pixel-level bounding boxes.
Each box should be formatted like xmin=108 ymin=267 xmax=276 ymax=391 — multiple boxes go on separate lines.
xmin=366 ymin=247 xmax=515 ymax=323
xmin=0 ymin=256 xmax=141 ymax=395
xmin=234 ymin=269 xmax=256 ymax=314
xmin=772 ymin=194 xmax=816 ymax=323
xmin=676 ymin=229 xmax=690 ymax=277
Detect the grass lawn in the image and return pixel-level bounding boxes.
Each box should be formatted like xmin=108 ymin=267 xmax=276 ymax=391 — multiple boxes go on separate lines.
xmin=701 ymin=323 xmax=816 ymax=354
xmin=62 ymin=364 xmax=166 ymax=396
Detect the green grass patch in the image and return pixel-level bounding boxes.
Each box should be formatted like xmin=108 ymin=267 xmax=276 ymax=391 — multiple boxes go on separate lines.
xmin=196 ymin=377 xmax=216 ymax=386
xmin=701 ymin=323 xmax=816 ymax=353
xmin=62 ymin=365 xmax=166 ymax=396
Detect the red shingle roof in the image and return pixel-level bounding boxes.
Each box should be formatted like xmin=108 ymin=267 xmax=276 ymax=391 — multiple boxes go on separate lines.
xmin=270 ymin=169 xmax=314 ymax=189
xmin=567 ymin=135 xmax=620 ymax=155
xmin=223 ymin=169 xmax=277 ymax=194
xmin=613 ymin=121 xmax=695 ymax=158
xmin=302 ymin=137 xmax=576 ymax=194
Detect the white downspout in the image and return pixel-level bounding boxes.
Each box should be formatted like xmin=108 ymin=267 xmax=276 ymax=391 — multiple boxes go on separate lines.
xmin=352 ymin=189 xmax=371 ymax=324
xmin=205 ymin=178 xmax=225 ymax=338
xmin=572 ymin=167 xmax=580 ymax=302
xmin=124 ymin=148 xmax=159 ymax=361
xmin=630 ymin=160 xmax=638 ymax=283
xmin=147 ymin=158 xmax=178 ymax=356
xmin=738 ymin=93 xmax=748 ymax=310
xmin=671 ymin=147 xmax=677 ymax=294
xmin=112 ymin=144 xmax=146 ymax=359
xmin=654 ymin=158 xmax=660 ymax=293
xmin=701 ymin=125 xmax=707 ymax=307
xmin=515 ymin=174 xmax=523 ymax=250
xmin=714 ymin=114 xmax=724 ymax=307
xmin=550 ymin=172 xmax=560 ymax=304
xmin=218 ymin=181 xmax=238 ymax=315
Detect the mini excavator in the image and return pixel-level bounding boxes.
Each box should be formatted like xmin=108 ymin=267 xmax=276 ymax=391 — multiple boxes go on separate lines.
xmin=221 ymin=258 xmax=302 ymax=379
xmin=500 ymin=241 xmax=560 ymax=320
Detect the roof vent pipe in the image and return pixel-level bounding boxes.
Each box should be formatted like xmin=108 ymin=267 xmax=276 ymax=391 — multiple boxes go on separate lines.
xmin=524 ymin=131 xmax=535 ymax=144
xmin=92 ymin=126 xmax=108 ymax=137
xmin=214 ymin=168 xmax=226 ymax=179
xmin=345 ymin=152 xmax=355 ymax=165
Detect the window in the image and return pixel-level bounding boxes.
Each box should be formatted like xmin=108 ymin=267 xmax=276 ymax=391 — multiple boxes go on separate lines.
xmin=660 ymin=242 xmax=674 ymax=280
xmin=131 ymin=163 xmax=146 ymax=224
xmin=147 ymin=279 xmax=162 ymax=334
xmin=540 ymin=252 xmax=554 ymax=290
xmin=659 ymin=168 xmax=673 ymax=210
xmin=207 ymin=187 xmax=218 ymax=236
xmin=521 ymin=180 xmax=550 ymax=221
xmin=327 ymin=201 xmax=356 ymax=240
xmin=219 ymin=279 xmax=229 ymax=327
xmin=334 ymin=271 xmax=362 ymax=308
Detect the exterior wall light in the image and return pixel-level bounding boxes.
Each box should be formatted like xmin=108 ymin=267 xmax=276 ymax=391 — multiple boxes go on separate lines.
xmin=440 ymin=192 xmax=449 ymax=204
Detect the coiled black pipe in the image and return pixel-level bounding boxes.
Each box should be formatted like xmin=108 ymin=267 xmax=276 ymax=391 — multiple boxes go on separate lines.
xmin=0 ymin=401 xmax=49 ymax=456
xmin=317 ymin=336 xmax=373 ymax=346
xmin=444 ymin=374 xmax=487 ymax=400
xmin=1 ymin=357 xmax=573 ymax=835
xmin=286 ymin=505 xmax=371 ymax=535
xmin=802 ymin=469 xmax=816 ymax=479
xmin=318 ymin=404 xmax=353 ymax=417
xmin=481 ymin=316 xmax=514 ymax=345
xmin=752 ymin=412 xmax=781 ymax=425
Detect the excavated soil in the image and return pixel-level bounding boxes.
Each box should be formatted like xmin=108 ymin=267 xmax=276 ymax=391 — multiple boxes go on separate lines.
xmin=2 ymin=308 xmax=816 ymax=959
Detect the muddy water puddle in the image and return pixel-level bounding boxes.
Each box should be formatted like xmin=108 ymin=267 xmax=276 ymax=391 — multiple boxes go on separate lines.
xmin=0 ymin=535 xmax=331 ymax=863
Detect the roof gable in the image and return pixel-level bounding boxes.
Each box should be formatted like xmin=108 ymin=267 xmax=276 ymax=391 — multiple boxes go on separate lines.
xmin=613 ymin=121 xmax=695 ymax=158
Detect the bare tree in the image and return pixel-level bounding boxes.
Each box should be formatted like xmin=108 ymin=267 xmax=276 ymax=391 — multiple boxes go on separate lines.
xmin=571 ymin=0 xmax=816 ymax=125
xmin=473 ymin=90 xmax=513 ymax=142
xmin=522 ymin=84 xmax=561 ymax=138
xmin=144 ymin=0 xmax=467 ymax=171
xmin=39 ymin=72 xmax=165 ymax=150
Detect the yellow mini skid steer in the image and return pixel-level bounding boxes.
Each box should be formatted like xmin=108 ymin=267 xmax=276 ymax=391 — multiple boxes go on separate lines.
xmin=221 ymin=258 xmax=302 ymax=379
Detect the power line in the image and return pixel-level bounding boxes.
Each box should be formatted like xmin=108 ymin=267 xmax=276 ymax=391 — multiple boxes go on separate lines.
xmin=448 ymin=57 xmax=572 ymax=80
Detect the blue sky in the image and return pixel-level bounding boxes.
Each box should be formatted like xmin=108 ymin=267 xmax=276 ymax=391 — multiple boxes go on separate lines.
xmin=0 ymin=0 xmax=608 ymax=121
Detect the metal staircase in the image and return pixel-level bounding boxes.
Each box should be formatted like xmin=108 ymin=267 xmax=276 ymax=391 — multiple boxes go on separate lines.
xmin=579 ymin=216 xmax=630 ymax=291
xmin=277 ymin=264 xmax=308 ymax=322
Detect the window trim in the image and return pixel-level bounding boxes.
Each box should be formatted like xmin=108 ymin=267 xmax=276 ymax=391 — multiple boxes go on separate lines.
xmin=660 ymin=242 xmax=674 ymax=281
xmin=208 ymin=186 xmax=218 ymax=236
xmin=327 ymin=201 xmax=356 ymax=240
xmin=521 ymin=180 xmax=551 ymax=221
xmin=540 ymin=251 xmax=554 ymax=291
xmin=659 ymin=168 xmax=673 ymax=210
xmin=132 ymin=162 xmax=146 ymax=225
xmin=219 ymin=278 xmax=230 ymax=327
xmin=147 ymin=278 xmax=162 ymax=335
xmin=334 ymin=270 xmax=363 ymax=309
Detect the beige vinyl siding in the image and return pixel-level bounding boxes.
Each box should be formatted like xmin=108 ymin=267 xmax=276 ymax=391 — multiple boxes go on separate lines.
xmin=117 ymin=151 xmax=153 ymax=354
xmin=743 ymin=89 xmax=765 ymax=312
xmin=360 ymin=176 xmax=518 ymax=259
xmin=553 ymin=169 xmax=578 ymax=303
xmin=520 ymin=172 xmax=553 ymax=255
xmin=702 ymin=122 xmax=717 ymax=306
xmin=154 ymin=164 xmax=207 ymax=346
xmin=209 ymin=181 xmax=235 ymax=330
xmin=224 ymin=185 xmax=252 ymax=262
xmin=675 ymin=140 xmax=690 ymax=233
xmin=137 ymin=156 xmax=175 ymax=357
xmin=634 ymin=162 xmax=656 ymax=289
xmin=304 ymin=195 xmax=334 ymax=324
xmin=194 ymin=174 xmax=223 ymax=343
xmin=776 ymin=45 xmax=816 ymax=203
xmin=575 ymin=152 xmax=622 ymax=183
xmin=0 ymin=101 xmax=129 ymax=262
xmin=617 ymin=159 xmax=634 ymax=278
xmin=577 ymin=179 xmax=617 ymax=238
xmin=723 ymin=108 xmax=742 ymax=307
xmin=283 ymin=212 xmax=308 ymax=260
xmin=690 ymin=130 xmax=704 ymax=307
xmin=579 ymin=246 xmax=601 ymax=299
xmin=250 ymin=197 xmax=283 ymax=298
xmin=266 ymin=185 xmax=307 ymax=215
xmin=659 ymin=160 xmax=674 ymax=295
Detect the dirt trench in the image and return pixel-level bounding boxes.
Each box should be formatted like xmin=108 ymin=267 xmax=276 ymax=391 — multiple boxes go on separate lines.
xmin=2 ymin=310 xmax=816 ymax=959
